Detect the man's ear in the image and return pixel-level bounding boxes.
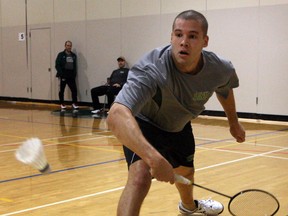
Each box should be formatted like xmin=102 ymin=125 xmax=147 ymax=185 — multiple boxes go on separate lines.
xmin=203 ymin=35 xmax=209 ymax=47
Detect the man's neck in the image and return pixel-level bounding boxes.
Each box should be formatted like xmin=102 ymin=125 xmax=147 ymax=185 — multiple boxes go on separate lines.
xmin=175 ymin=55 xmax=203 ymax=75
xmin=188 ymin=56 xmax=203 ymax=75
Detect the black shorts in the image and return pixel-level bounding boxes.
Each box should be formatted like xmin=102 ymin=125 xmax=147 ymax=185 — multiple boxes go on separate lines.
xmin=123 ymin=117 xmax=195 ymax=168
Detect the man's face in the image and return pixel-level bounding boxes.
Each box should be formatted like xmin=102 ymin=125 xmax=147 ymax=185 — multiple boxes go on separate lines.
xmin=171 ymin=18 xmax=208 ymax=72
xmin=118 ymin=60 xmax=125 ymax=68
xmin=65 ymin=42 xmax=72 ymax=53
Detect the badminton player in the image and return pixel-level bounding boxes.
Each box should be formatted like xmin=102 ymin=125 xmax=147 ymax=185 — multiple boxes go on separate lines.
xmin=107 ymin=10 xmax=245 ymax=216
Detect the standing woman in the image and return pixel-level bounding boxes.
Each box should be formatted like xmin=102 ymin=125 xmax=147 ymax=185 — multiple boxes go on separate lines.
xmin=55 ymin=40 xmax=79 ymax=110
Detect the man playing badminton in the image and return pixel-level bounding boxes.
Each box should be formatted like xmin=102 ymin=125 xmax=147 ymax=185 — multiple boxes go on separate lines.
xmin=107 ymin=10 xmax=245 ymax=216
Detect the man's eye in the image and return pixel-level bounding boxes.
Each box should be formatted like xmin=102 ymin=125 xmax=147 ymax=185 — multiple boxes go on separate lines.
xmin=189 ymin=35 xmax=197 ymax=39
xmin=176 ymin=33 xmax=182 ymax=37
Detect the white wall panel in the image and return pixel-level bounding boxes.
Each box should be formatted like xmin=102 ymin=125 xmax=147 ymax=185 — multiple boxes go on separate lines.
xmin=1 ymin=0 xmax=25 ymax=27
xmin=54 ymin=0 xmax=86 ymax=22
xmin=27 ymin=0 xmax=53 ymax=25
xmin=1 ymin=0 xmax=28 ymax=98
xmin=121 ymin=15 xmax=161 ymax=66
xmin=205 ymin=8 xmax=259 ymax=113
xmin=161 ymin=0 xmax=206 ymax=14
xmin=2 ymin=27 xmax=29 ymax=98
xmin=122 ymin=0 xmax=161 ymax=17
xmin=257 ymin=5 xmax=288 ymax=115
xmin=86 ymin=0 xmax=120 ymax=20
xmin=260 ymin=0 xmax=288 ymax=6
xmin=159 ymin=13 xmax=176 ymax=48
xmin=207 ymin=0 xmax=259 ymax=10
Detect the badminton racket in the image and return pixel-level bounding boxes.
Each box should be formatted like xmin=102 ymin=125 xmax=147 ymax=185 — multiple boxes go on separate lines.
xmin=15 ymin=137 xmax=51 ymax=174
xmin=174 ymin=174 xmax=280 ymax=216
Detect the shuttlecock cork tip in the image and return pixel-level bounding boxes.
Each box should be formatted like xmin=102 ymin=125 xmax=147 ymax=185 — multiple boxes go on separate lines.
xmin=40 ymin=163 xmax=51 ymax=174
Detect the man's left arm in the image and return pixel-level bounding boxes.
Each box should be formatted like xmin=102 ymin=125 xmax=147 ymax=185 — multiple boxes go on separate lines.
xmin=73 ymin=53 xmax=77 ymax=78
xmin=216 ymin=89 xmax=245 ymax=143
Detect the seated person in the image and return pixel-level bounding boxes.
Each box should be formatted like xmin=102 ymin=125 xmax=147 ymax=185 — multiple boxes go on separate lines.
xmin=91 ymin=56 xmax=129 ymax=113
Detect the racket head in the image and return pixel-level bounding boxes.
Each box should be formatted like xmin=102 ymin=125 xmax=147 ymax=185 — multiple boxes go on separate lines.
xmin=228 ymin=189 xmax=280 ymax=216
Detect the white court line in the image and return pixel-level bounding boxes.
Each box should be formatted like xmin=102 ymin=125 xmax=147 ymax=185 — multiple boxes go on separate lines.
xmin=2 ymin=146 xmax=286 ymax=215
xmin=197 ymin=145 xmax=288 ymax=160
xmin=0 ymin=186 xmax=125 ymax=216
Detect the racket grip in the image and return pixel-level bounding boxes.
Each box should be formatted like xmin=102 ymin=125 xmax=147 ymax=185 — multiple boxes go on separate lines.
xmin=174 ymin=174 xmax=192 ymax=185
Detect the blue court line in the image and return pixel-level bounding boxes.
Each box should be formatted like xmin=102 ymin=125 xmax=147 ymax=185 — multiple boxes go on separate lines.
xmin=0 ymin=158 xmax=125 ymax=184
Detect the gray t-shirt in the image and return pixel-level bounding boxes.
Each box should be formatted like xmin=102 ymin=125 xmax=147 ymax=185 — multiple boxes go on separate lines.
xmin=65 ymin=54 xmax=74 ymax=70
xmin=115 ymin=45 xmax=239 ymax=132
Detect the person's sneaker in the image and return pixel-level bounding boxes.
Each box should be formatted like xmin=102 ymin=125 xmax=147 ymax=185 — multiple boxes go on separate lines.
xmin=91 ymin=109 xmax=101 ymax=114
xmin=72 ymin=104 xmax=79 ymax=109
xmin=178 ymin=199 xmax=224 ymax=216
xmin=92 ymin=114 xmax=100 ymax=118
xmin=60 ymin=104 xmax=66 ymax=109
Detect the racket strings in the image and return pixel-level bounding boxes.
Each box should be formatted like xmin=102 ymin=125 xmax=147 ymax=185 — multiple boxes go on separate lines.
xmin=229 ymin=190 xmax=279 ymax=216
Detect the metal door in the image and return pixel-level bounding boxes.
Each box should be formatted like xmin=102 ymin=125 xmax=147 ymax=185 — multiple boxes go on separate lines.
xmin=30 ymin=28 xmax=52 ymax=100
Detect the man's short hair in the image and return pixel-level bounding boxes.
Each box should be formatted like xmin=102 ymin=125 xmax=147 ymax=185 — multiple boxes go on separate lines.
xmin=173 ymin=10 xmax=208 ymax=36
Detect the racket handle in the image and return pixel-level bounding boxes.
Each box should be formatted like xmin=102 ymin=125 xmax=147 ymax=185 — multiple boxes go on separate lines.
xmin=174 ymin=174 xmax=192 ymax=185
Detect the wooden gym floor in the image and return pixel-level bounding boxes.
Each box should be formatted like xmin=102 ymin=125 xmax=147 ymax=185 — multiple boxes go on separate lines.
xmin=0 ymin=101 xmax=287 ymax=216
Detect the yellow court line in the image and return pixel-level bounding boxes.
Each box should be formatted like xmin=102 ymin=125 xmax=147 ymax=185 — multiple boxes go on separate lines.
xmin=67 ymin=143 xmax=122 ymax=153
xmin=0 ymin=133 xmax=31 ymax=140
xmin=0 ymin=198 xmax=13 ymax=203
xmin=44 ymin=135 xmax=122 ymax=153
xmin=0 ymin=132 xmax=94 ymax=146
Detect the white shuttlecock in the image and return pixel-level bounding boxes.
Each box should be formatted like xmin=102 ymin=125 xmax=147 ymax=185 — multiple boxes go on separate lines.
xmin=15 ymin=138 xmax=51 ymax=174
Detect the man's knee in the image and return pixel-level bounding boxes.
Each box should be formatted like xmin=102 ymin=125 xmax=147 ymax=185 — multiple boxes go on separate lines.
xmin=127 ymin=161 xmax=152 ymax=189
xmin=128 ymin=170 xmax=151 ymax=190
xmin=91 ymin=88 xmax=96 ymax=94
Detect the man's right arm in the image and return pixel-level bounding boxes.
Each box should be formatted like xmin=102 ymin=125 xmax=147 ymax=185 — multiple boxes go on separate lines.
xmin=107 ymin=103 xmax=175 ymax=183
xmin=55 ymin=53 xmax=62 ymax=77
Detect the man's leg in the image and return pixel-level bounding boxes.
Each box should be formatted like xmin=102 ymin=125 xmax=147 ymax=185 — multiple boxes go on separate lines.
xmin=106 ymin=87 xmax=121 ymax=108
xmin=67 ymin=78 xmax=78 ymax=104
xmin=58 ymin=78 xmax=66 ymax=105
xmin=90 ymin=86 xmax=108 ymax=110
xmin=117 ymin=160 xmax=152 ymax=216
xmin=174 ymin=167 xmax=197 ymax=210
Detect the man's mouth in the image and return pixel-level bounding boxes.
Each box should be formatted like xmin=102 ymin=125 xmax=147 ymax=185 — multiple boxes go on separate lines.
xmin=179 ymin=51 xmax=189 ymax=56
xmin=179 ymin=51 xmax=189 ymax=55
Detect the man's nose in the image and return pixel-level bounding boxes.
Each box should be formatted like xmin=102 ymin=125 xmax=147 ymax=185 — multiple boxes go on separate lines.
xmin=180 ymin=37 xmax=189 ymax=47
